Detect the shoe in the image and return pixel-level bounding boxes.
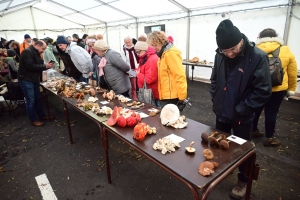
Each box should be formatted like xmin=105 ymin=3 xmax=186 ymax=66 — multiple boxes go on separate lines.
xmin=264 ymin=137 xmax=281 ymax=147
xmin=31 ymin=121 xmax=44 ymax=127
xmin=252 ymin=129 xmax=264 ymax=137
xmin=41 ymin=115 xmax=54 ymax=120
xmin=230 ymin=180 xmax=247 ymax=199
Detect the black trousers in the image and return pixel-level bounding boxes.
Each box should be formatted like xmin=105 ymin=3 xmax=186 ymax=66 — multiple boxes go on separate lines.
xmin=216 ymin=117 xmax=252 ymax=183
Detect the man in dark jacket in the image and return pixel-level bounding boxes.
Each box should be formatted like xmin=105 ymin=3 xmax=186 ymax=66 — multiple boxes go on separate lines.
xmin=72 ymin=34 xmax=85 ymax=49
xmin=18 ymin=40 xmax=54 ymax=127
xmin=210 ymin=19 xmax=271 ymax=199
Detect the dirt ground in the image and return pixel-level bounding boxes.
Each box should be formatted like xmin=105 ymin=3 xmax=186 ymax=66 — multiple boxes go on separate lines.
xmin=0 ymin=80 xmax=299 ymax=200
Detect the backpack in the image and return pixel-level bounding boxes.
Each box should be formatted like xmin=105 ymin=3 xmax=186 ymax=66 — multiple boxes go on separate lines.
xmin=269 ymin=47 xmax=284 ymax=86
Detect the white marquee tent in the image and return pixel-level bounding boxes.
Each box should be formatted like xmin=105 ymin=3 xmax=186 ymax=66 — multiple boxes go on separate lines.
xmin=0 ymin=0 xmax=299 ymax=81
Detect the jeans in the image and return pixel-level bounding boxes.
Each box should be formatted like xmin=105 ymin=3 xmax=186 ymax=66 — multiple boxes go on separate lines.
xmin=79 ymin=76 xmax=88 ymax=83
xmin=253 ymin=91 xmax=286 ymax=138
xmin=216 ymin=117 xmax=253 ymax=183
xmin=19 ymin=79 xmax=45 ymax=122
xmin=155 ymin=100 xmax=161 ymax=108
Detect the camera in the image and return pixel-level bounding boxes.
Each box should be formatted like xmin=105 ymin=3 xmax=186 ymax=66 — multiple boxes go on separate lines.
xmin=176 ymin=98 xmax=192 ymax=112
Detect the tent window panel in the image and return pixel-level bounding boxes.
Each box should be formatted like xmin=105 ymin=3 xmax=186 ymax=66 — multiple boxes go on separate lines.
xmin=52 ymin=0 xmax=102 ymax=11
xmin=34 ymin=2 xmax=74 ymax=16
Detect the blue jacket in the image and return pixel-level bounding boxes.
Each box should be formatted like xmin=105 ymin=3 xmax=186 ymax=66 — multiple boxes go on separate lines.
xmin=210 ymin=35 xmax=272 ymax=124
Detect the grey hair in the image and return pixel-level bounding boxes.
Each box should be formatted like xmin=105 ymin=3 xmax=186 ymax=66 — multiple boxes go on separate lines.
xmin=124 ymin=36 xmax=132 ymax=41
xmin=139 ymin=33 xmax=147 ymax=38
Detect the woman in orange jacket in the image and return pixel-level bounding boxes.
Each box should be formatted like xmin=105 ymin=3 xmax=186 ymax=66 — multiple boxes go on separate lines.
xmin=252 ymin=28 xmax=298 ymax=147
xmin=19 ymin=34 xmax=32 ymax=54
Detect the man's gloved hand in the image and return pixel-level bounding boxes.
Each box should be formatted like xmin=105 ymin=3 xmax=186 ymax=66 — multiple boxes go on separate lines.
xmin=284 ymin=91 xmax=295 ymax=101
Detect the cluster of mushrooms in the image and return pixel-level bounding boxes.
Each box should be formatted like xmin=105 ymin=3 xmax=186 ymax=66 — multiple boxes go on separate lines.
xmin=201 ymin=131 xmax=230 ymax=150
xmin=198 ymin=132 xmax=231 ymax=177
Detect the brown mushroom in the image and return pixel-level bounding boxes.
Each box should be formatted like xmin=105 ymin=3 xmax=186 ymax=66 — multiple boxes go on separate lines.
xmin=203 ymin=149 xmax=214 ymax=160
xmin=219 ymin=140 xmax=230 ymax=150
xmin=208 ymin=131 xmax=218 ymax=139
xmin=198 ymin=161 xmax=219 ymax=176
xmin=209 ymin=137 xmax=219 ymax=147
xmin=201 ymin=132 xmax=209 ymax=143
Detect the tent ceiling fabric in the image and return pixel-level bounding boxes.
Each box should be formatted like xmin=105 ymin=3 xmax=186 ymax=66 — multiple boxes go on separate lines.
xmin=0 ymin=0 xmax=290 ymax=26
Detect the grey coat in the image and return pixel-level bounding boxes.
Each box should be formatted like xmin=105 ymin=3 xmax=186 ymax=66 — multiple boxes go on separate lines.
xmin=103 ymin=49 xmax=131 ymax=94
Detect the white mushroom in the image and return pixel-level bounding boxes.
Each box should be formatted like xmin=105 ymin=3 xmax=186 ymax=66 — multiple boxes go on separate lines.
xmin=185 ymin=141 xmax=196 ymax=153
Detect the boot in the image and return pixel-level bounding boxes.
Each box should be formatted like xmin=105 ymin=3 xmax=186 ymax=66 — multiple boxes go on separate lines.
xmin=31 ymin=121 xmax=44 ymax=127
xmin=264 ymin=137 xmax=281 ymax=147
xmin=230 ymin=180 xmax=247 ymax=199
xmin=252 ymin=129 xmax=264 ymax=137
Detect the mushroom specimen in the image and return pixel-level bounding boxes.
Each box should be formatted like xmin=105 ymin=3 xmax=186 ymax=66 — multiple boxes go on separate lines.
xmin=203 ymin=149 xmax=214 ymax=160
xmin=198 ymin=161 xmax=218 ymax=176
xmin=219 ymin=140 xmax=230 ymax=150
xmin=185 ymin=141 xmax=196 ymax=153
xmin=209 ymin=134 xmax=226 ymax=147
xmin=201 ymin=132 xmax=209 ymax=143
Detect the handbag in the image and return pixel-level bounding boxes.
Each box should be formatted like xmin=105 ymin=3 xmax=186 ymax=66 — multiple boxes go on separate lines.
xmin=138 ymin=78 xmax=156 ymax=105
xmin=88 ymin=75 xmax=97 ymax=87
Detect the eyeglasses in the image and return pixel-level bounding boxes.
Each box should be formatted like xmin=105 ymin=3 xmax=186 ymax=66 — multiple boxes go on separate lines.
xmin=219 ymin=39 xmax=243 ymax=54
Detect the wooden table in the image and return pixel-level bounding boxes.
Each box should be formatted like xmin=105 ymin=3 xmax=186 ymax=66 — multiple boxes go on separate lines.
xmin=41 ymin=80 xmax=259 ymax=200
xmin=102 ymin=106 xmax=258 ymax=200
xmin=183 ymin=62 xmax=213 ymax=82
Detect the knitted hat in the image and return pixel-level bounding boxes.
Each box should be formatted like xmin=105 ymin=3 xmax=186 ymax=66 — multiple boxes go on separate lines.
xmin=167 ymin=36 xmax=174 ymax=43
xmin=82 ymin=34 xmax=88 ymax=39
xmin=216 ymin=19 xmax=242 ymax=49
xmin=7 ymin=49 xmax=16 ymax=57
xmin=134 ymin=41 xmax=148 ymax=51
xmin=24 ymin=34 xmax=31 ymax=39
xmin=93 ymin=39 xmax=109 ymax=51
xmin=1 ymin=37 xmax=6 ymax=43
xmin=56 ymin=36 xmax=69 ymax=44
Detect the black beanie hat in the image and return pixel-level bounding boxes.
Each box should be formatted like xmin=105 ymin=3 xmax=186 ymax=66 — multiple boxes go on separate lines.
xmin=216 ymin=19 xmax=242 ymax=49
xmin=1 ymin=37 xmax=6 ymax=43
xmin=7 ymin=49 xmax=16 ymax=57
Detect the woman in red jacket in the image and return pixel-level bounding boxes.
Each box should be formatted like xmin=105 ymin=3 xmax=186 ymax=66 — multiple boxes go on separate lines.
xmin=134 ymin=40 xmax=160 ymax=107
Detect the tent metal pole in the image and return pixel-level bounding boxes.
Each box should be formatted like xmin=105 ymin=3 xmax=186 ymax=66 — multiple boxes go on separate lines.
xmin=185 ymin=12 xmax=191 ymax=79
xmin=283 ymin=0 xmax=293 ymax=44
xmin=1 ymin=0 xmax=13 ymax=16
xmin=105 ymin=23 xmax=109 ymax=44
xmin=135 ymin=18 xmax=138 ymax=39
xmin=30 ymin=6 xmax=38 ymax=38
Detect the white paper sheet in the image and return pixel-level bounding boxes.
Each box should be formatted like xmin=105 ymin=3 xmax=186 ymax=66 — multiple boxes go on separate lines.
xmin=164 ymin=134 xmax=185 ymax=144
xmin=100 ymin=101 xmax=109 ymax=105
xmin=227 ymin=135 xmax=247 ymax=145
xmin=137 ymin=112 xmax=149 ymax=118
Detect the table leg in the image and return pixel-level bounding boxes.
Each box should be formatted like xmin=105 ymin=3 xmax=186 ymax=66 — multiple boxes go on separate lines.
xmin=62 ymin=100 xmax=74 ymax=143
xmin=245 ymin=153 xmax=257 ymax=200
xmin=42 ymin=87 xmax=51 ymax=121
xmin=102 ymin=127 xmax=112 ymax=184
xmin=192 ymin=65 xmax=195 ymax=82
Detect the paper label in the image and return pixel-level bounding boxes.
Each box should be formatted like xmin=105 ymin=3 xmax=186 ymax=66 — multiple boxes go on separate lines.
xmin=137 ymin=112 xmax=149 ymax=118
xmin=164 ymin=133 xmax=185 ymax=144
xmin=227 ymin=135 xmax=247 ymax=145
xmin=100 ymin=101 xmax=109 ymax=105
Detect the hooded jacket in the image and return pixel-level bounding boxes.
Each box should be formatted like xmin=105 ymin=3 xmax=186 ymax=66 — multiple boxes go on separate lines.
xmin=256 ymin=37 xmax=297 ymax=92
xmin=102 ymin=49 xmax=131 ymax=94
xmin=9 ymin=41 xmax=21 ymax=62
xmin=18 ymin=45 xmax=46 ymax=83
xmin=19 ymin=39 xmax=31 ymax=54
xmin=65 ymin=42 xmax=93 ymax=78
xmin=158 ymin=44 xmax=187 ymax=101
xmin=210 ymin=35 xmax=272 ymax=124
xmin=43 ymin=46 xmax=59 ymax=71
xmin=137 ymin=46 xmax=159 ymax=99
xmin=5 ymin=57 xmax=18 ymax=80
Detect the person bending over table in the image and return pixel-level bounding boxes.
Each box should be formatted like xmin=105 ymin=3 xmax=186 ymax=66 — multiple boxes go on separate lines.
xmin=210 ymin=19 xmax=271 ymax=199
xmin=18 ymin=40 xmax=54 ymax=127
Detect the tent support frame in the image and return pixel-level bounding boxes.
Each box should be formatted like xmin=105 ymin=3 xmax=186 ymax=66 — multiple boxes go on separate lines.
xmin=30 ymin=6 xmax=38 ymax=38
xmin=283 ymin=0 xmax=294 ymax=44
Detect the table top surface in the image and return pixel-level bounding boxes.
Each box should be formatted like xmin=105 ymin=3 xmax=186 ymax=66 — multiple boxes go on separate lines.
xmin=42 ymin=78 xmax=255 ymax=190
xmin=182 ymin=61 xmax=214 ymax=68
xmin=104 ymin=106 xmax=255 ymax=189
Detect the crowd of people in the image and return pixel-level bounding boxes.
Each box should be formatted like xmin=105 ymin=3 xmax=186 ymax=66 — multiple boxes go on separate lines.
xmin=0 ymin=19 xmax=298 ymax=200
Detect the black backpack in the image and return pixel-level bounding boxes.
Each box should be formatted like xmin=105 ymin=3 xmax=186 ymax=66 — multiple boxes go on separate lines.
xmin=269 ymin=47 xmax=284 ymax=86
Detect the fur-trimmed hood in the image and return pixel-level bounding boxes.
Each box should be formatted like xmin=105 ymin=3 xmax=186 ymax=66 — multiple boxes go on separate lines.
xmin=255 ymin=37 xmax=284 ymax=45
xmin=255 ymin=37 xmax=284 ymax=54
xmin=9 ymin=41 xmax=20 ymax=50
